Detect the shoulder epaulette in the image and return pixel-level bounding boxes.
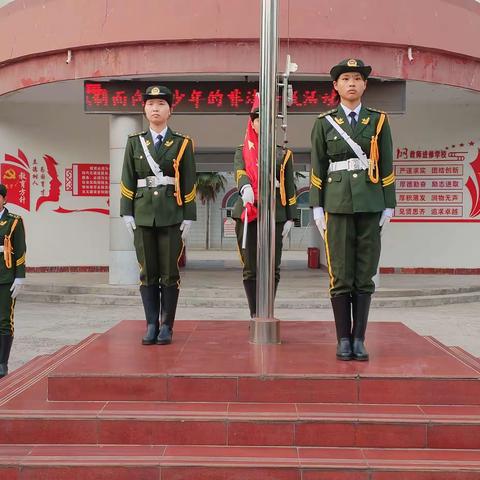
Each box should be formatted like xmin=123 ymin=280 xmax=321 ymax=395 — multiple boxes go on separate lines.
xmin=318 ymin=108 xmax=337 ymax=118
xmin=172 ymin=131 xmax=190 ymax=139
xmin=366 ymin=107 xmax=386 ymax=114
xmin=128 ymin=130 xmax=147 ymax=138
xmin=7 ymin=213 xmax=21 ymax=220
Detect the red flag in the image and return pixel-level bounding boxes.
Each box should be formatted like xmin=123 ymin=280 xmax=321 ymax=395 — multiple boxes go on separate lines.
xmin=242 ymin=93 xmax=260 ymax=221
xmin=240 ymin=201 xmax=257 ymax=223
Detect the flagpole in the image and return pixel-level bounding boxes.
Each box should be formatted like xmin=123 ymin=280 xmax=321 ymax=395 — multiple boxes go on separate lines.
xmin=249 ymin=0 xmax=280 ymax=344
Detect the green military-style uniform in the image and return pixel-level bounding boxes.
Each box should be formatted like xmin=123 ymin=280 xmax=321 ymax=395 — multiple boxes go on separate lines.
xmin=120 ymin=84 xmax=197 ymax=346
xmin=0 ymin=208 xmax=26 ymax=336
xmin=310 ymin=58 xmax=396 ymax=361
xmin=310 ymin=105 xmax=396 ymax=295
xmin=233 ymin=144 xmax=297 ymax=316
xmin=120 ymin=127 xmax=197 ymax=287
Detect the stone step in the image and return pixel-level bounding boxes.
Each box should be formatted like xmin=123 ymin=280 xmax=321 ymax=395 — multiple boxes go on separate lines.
xmin=46 ymin=321 xmax=480 ymax=405
xmin=1 ymin=444 xmax=479 ymax=479
xmin=17 ymin=289 xmax=480 ymax=308
xmin=1 ymin=399 xmax=479 ymax=449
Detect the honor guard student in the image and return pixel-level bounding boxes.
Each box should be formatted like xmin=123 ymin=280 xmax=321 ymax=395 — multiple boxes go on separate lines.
xmin=310 ymin=59 xmax=396 ymax=361
xmin=232 ymin=95 xmax=297 ymax=317
xmin=120 ymin=85 xmax=197 ymax=346
xmin=0 ymin=183 xmax=26 ymax=378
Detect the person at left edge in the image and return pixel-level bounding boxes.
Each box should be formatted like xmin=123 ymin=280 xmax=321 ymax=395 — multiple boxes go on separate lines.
xmin=120 ymin=85 xmax=197 ymax=346
xmin=0 ymin=183 xmax=26 ymax=378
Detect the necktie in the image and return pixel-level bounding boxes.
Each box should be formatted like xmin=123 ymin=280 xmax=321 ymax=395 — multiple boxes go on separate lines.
xmin=349 ymin=111 xmax=357 ymax=129
xmin=154 ymin=134 xmax=163 ymax=152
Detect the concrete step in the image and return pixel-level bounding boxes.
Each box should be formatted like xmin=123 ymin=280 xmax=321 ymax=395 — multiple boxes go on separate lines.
xmin=17 ymin=288 xmax=480 ymax=308
xmin=21 ymin=282 xmax=480 ymax=298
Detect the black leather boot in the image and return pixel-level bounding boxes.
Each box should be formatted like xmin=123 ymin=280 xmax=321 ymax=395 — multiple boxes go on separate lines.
xmin=157 ymin=285 xmax=179 ymax=345
xmin=243 ymin=279 xmax=256 ymax=318
xmin=352 ymin=293 xmax=371 ymax=361
xmin=140 ymin=285 xmax=160 ymax=345
xmin=0 ymin=335 xmax=14 ymax=378
xmin=331 ymin=294 xmax=353 ymax=361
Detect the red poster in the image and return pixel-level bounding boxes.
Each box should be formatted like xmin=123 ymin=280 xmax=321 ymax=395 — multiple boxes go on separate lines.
xmin=1 ymin=163 xmax=30 ymax=211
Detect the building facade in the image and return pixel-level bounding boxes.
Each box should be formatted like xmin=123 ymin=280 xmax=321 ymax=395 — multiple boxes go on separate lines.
xmin=1 ymin=0 xmax=479 ymax=277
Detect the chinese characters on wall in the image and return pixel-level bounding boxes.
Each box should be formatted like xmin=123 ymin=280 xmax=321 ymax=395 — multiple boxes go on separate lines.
xmin=395 ymin=141 xmax=480 ymax=221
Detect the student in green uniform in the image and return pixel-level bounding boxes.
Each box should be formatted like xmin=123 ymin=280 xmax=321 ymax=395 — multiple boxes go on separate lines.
xmin=0 ymin=184 xmax=26 ymax=378
xmin=310 ymin=59 xmax=396 ymax=361
xmin=120 ymin=86 xmax=197 ymax=346
xmin=232 ymin=103 xmax=297 ymax=317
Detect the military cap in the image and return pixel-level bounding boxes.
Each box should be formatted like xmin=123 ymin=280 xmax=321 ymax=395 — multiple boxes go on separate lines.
xmin=330 ymin=58 xmax=372 ymax=81
xmin=143 ymin=85 xmax=173 ymax=107
xmin=0 ymin=184 xmax=7 ymax=197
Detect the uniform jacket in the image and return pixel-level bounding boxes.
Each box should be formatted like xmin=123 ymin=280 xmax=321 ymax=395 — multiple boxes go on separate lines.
xmin=120 ymin=127 xmax=197 ymax=227
xmin=0 ymin=208 xmax=26 ymax=284
xmin=232 ymin=145 xmax=297 ymax=222
xmin=309 ymin=106 xmax=396 ymax=214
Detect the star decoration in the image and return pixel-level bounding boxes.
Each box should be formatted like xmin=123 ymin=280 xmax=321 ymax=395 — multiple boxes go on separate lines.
xmin=469 ymin=141 xmax=475 ymax=146
xmin=248 ymin=140 xmax=255 ymax=150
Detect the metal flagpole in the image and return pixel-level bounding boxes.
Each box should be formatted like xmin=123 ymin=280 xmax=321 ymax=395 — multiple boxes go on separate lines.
xmin=249 ymin=0 xmax=280 ymax=343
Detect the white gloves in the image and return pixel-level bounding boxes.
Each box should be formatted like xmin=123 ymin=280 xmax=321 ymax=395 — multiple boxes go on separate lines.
xmin=10 ymin=278 xmax=24 ymax=299
xmin=313 ymin=207 xmax=327 ymax=240
xmin=379 ymin=208 xmax=394 ymax=228
xmin=282 ymin=220 xmax=294 ymax=239
xmin=241 ymin=184 xmax=255 ymax=206
xmin=123 ymin=215 xmax=136 ymax=236
xmin=180 ymin=220 xmax=193 ymax=240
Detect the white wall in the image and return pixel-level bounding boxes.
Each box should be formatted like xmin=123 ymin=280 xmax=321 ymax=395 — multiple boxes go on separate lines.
xmin=0 ymin=101 xmax=109 ymax=266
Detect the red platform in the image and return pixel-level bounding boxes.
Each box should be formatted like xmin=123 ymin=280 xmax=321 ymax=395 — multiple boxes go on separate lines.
xmin=1 ymin=320 xmax=480 ymax=479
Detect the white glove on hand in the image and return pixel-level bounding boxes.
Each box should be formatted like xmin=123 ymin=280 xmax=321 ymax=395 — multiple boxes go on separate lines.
xmin=241 ymin=184 xmax=255 ymax=206
xmin=123 ymin=215 xmax=136 ymax=237
xmin=10 ymin=278 xmax=24 ymax=299
xmin=282 ymin=220 xmax=294 ymax=239
xmin=180 ymin=220 xmax=193 ymax=240
xmin=379 ymin=208 xmax=394 ymax=228
xmin=313 ymin=207 xmax=327 ymax=240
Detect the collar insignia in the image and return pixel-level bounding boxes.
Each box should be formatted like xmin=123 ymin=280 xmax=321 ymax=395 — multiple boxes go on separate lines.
xmin=361 ymin=117 xmax=370 ymax=125
xmin=334 ymin=117 xmax=344 ymax=125
xmin=165 ymin=140 xmax=174 ymax=147
xmin=145 ymin=140 xmax=151 ymax=146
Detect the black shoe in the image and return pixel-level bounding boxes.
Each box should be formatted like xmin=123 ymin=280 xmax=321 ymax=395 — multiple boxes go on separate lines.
xmin=0 ymin=335 xmax=13 ymax=378
xmin=140 ymin=285 xmax=160 ymax=345
xmin=336 ymin=337 xmax=353 ymax=361
xmin=352 ymin=338 xmax=369 ymax=361
xmin=243 ymin=279 xmax=256 ymax=318
xmin=330 ymin=294 xmax=352 ymax=360
xmin=156 ymin=324 xmax=173 ymax=345
xmin=352 ymin=293 xmax=371 ymax=361
xmin=142 ymin=323 xmax=159 ymax=345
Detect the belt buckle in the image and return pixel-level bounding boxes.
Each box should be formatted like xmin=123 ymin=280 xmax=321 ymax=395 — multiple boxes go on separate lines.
xmin=348 ymin=159 xmax=359 ymax=171
xmin=146 ymin=176 xmax=155 ymax=188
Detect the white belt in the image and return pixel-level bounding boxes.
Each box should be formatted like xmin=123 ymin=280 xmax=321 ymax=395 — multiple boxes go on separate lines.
xmin=137 ymin=175 xmax=175 ymax=188
xmin=0 ymin=246 xmax=3 ymax=253
xmin=328 ymin=158 xmax=369 ymax=173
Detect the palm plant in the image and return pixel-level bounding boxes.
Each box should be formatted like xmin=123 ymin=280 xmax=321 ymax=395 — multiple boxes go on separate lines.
xmin=196 ymin=172 xmax=227 ymax=249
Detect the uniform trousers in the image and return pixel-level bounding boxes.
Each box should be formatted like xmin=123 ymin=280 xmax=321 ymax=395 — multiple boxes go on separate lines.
xmin=0 ymin=283 xmax=15 ymax=336
xmin=134 ymin=224 xmax=183 ymax=287
xmin=325 ymin=212 xmax=382 ymax=297
xmin=235 ymin=220 xmax=285 ymax=282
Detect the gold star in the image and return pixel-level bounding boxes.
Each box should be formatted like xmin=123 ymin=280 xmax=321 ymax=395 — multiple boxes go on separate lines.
xmin=248 ymin=140 xmax=255 ymax=150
